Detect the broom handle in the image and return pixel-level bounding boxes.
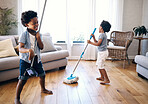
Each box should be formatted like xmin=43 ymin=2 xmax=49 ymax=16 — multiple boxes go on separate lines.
xmin=72 ymin=28 xmax=96 ymax=74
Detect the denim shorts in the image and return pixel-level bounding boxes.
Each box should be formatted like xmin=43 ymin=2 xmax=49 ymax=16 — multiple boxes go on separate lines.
xmin=18 ymin=56 xmax=45 ymax=80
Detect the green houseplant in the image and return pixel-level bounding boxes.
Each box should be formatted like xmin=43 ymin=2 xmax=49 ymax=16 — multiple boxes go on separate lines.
xmin=73 ymin=34 xmax=85 ymax=43
xmin=133 ymin=26 xmax=148 ymax=37
xmin=0 ymin=7 xmax=17 ymax=35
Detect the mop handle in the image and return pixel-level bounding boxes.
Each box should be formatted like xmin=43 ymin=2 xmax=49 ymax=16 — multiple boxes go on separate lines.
xmin=80 ymin=28 xmax=96 ymax=58
xmin=90 ymin=28 xmax=97 ymax=39
xmin=29 ymin=0 xmax=47 ymax=66
xmin=38 ymin=0 xmax=47 ymax=32
xmin=72 ymin=28 xmax=96 ymax=74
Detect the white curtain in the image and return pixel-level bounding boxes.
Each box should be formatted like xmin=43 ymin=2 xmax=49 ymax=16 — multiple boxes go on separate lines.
xmin=66 ymin=0 xmax=91 ymax=59
xmin=19 ymin=0 xmax=124 ymax=60
xmin=18 ymin=0 xmax=40 ymax=35
xmin=84 ymin=0 xmax=124 ymax=60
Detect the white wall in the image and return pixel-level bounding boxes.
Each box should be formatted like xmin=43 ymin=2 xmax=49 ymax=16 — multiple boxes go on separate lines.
xmin=122 ymin=0 xmax=143 ymax=31
xmin=122 ymin=0 xmax=143 ymax=58
xmin=0 ymin=0 xmax=18 ymax=35
xmin=142 ymin=0 xmax=148 ymax=28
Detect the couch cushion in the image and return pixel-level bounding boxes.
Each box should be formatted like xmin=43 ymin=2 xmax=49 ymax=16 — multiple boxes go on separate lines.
xmin=107 ymin=45 xmax=125 ymax=50
xmin=146 ymin=52 xmax=148 ymax=57
xmin=41 ymin=35 xmax=57 ymax=53
xmin=41 ymin=50 xmax=69 ymax=63
xmin=0 ymin=35 xmax=17 ymax=47
xmin=13 ymin=35 xmax=19 ymax=45
xmin=135 ymin=55 xmax=148 ymax=69
xmin=0 ymin=56 xmax=20 ymax=71
xmin=0 ymin=39 xmax=17 ymax=58
xmin=55 ymin=45 xmax=62 ymax=51
xmin=42 ymin=33 xmax=51 ymax=37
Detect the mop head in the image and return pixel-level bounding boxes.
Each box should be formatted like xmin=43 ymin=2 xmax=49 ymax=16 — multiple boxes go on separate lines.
xmin=63 ymin=74 xmax=79 ymax=84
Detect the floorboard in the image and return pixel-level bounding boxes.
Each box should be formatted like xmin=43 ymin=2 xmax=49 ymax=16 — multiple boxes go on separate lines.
xmin=0 ymin=60 xmax=148 ymax=104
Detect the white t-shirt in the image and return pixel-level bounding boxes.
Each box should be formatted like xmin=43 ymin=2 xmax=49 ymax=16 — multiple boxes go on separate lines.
xmin=29 ymin=33 xmax=35 ymax=52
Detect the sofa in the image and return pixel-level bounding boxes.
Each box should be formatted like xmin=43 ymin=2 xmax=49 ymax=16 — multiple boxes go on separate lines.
xmin=0 ymin=33 xmax=69 ymax=82
xmin=135 ymin=52 xmax=148 ymax=79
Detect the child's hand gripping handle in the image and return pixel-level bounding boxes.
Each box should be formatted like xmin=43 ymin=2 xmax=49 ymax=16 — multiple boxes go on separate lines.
xmin=90 ymin=28 xmax=96 ymax=39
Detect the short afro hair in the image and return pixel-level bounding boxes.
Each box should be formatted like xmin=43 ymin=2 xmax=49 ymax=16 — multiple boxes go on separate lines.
xmin=100 ymin=20 xmax=111 ymax=32
xmin=21 ymin=10 xmax=37 ymax=27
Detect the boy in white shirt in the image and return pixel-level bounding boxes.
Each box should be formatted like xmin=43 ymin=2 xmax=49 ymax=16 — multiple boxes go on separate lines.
xmin=15 ymin=10 xmax=53 ymax=104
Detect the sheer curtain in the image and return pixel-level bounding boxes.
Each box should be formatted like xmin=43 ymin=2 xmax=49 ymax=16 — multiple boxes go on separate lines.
xmin=19 ymin=0 xmax=124 ymax=60
xmin=84 ymin=0 xmax=124 ymax=60
xmin=67 ymin=0 xmax=91 ymax=59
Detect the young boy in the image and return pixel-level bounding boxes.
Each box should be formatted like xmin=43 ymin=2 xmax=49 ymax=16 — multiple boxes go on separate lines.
xmin=87 ymin=20 xmax=111 ymax=84
xmin=15 ymin=10 xmax=53 ymax=104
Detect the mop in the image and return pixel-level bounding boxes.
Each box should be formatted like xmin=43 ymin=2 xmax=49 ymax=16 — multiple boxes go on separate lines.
xmin=63 ymin=28 xmax=97 ymax=84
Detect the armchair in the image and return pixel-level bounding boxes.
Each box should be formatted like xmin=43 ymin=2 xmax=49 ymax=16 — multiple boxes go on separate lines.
xmin=107 ymin=31 xmax=134 ymax=68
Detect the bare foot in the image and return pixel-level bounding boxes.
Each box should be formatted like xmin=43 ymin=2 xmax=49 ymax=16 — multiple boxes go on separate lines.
xmin=96 ymin=77 xmax=104 ymax=81
xmin=100 ymin=80 xmax=110 ymax=85
xmin=15 ymin=98 xmax=22 ymax=104
xmin=41 ymin=89 xmax=53 ymax=94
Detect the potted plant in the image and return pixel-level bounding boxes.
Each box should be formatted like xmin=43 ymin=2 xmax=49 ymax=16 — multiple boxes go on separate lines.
xmin=133 ymin=26 xmax=148 ymax=37
xmin=0 ymin=7 xmax=17 ymax=35
xmin=73 ymin=34 xmax=85 ymax=43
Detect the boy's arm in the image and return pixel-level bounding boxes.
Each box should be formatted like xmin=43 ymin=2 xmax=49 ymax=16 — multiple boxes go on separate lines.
xmin=91 ymin=34 xmax=98 ymax=42
xmin=87 ymin=39 xmax=102 ymax=46
xmin=19 ymin=42 xmax=29 ymax=53
xmin=36 ymin=32 xmax=44 ymax=50
xmin=19 ymin=42 xmax=34 ymax=60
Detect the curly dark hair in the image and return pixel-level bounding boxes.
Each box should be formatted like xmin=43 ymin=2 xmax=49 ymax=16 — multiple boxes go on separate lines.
xmin=100 ymin=20 xmax=111 ymax=32
xmin=21 ymin=10 xmax=37 ymax=27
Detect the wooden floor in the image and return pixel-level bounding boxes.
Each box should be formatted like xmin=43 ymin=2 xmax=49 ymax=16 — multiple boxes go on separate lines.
xmin=0 ymin=60 xmax=148 ymax=104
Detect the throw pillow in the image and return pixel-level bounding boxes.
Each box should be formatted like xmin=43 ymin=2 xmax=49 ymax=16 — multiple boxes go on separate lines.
xmin=14 ymin=45 xmax=19 ymax=56
xmin=0 ymin=35 xmax=17 ymax=47
xmin=41 ymin=36 xmax=57 ymax=53
xmin=0 ymin=39 xmax=17 ymax=58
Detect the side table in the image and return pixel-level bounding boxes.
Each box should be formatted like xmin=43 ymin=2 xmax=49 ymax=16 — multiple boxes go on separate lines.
xmin=134 ymin=37 xmax=148 ymax=55
xmin=132 ymin=37 xmax=148 ymax=63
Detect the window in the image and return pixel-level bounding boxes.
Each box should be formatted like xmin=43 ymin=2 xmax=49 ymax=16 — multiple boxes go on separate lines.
xmin=21 ymin=0 xmax=90 ymax=43
xmin=20 ymin=0 xmax=124 ymax=59
xmin=67 ymin=0 xmax=90 ymax=43
xmin=40 ymin=0 xmax=67 ymax=43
